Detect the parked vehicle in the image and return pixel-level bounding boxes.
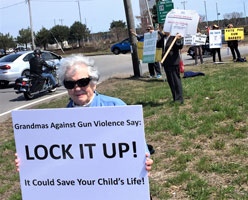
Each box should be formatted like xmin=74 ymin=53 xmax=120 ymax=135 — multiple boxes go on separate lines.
xmin=0 ymin=50 xmax=62 ymax=87
xmin=187 ymin=44 xmax=212 ymax=59
xmin=111 ymin=36 xmax=144 ymax=55
xmin=14 ymin=64 xmax=60 ymax=100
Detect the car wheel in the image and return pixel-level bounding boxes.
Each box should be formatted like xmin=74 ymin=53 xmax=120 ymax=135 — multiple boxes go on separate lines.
xmin=0 ymin=80 xmax=9 ymax=88
xmin=22 ymin=70 xmax=30 ymax=77
xmin=113 ymin=48 xmax=120 ymax=55
xmin=24 ymin=92 xmax=34 ymax=100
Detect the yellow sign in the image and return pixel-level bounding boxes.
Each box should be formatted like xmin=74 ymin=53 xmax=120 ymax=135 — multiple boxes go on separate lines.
xmin=224 ymin=28 xmax=244 ymax=41
xmin=137 ymin=41 xmax=162 ymax=62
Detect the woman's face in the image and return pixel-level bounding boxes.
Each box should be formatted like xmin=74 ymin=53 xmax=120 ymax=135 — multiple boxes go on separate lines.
xmin=66 ymin=64 xmax=96 ymax=106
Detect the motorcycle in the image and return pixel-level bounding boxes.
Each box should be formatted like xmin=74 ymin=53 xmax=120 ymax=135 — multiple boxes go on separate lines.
xmin=14 ymin=65 xmax=60 ymax=100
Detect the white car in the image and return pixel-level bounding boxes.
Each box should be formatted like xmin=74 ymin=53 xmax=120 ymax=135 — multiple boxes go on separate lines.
xmin=0 ymin=51 xmax=62 ymax=87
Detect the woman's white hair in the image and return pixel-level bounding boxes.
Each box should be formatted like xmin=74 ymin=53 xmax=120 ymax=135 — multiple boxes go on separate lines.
xmin=58 ymin=54 xmax=100 ymax=85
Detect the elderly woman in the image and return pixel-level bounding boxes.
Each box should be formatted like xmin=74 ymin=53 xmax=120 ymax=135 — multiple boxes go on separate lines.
xmin=16 ymin=54 xmax=153 ymax=175
xmin=60 ymin=54 xmax=153 ymax=174
xmin=59 ymin=54 xmax=126 ymax=107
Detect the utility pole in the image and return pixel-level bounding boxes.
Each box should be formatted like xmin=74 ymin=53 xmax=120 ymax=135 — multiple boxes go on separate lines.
xmin=77 ymin=0 xmax=82 ymax=24
xmin=244 ymin=2 xmax=247 ymax=25
xmin=123 ymin=0 xmax=141 ymax=77
xmin=204 ymin=0 xmax=208 ymax=27
xmin=181 ymin=1 xmax=187 ymax=10
xmin=216 ymin=2 xmax=220 ymax=26
xmin=27 ymin=0 xmax=36 ymax=50
xmin=144 ymin=0 xmax=153 ymax=26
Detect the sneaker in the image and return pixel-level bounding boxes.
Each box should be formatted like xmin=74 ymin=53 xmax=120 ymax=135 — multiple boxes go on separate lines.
xmin=156 ymin=75 xmax=161 ymax=78
xmin=148 ymin=75 xmax=155 ymax=78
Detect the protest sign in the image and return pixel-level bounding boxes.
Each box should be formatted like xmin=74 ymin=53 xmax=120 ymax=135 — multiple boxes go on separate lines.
xmin=224 ymin=28 xmax=244 ymax=41
xmin=184 ymin=34 xmax=193 ymax=45
xmin=12 ymin=106 xmax=150 ymax=200
xmin=184 ymin=34 xmax=207 ymax=46
xmin=192 ymin=34 xmax=207 ymax=46
xmin=209 ymin=30 xmax=222 ymax=48
xmin=138 ymin=41 xmax=162 ymax=62
xmin=142 ymin=31 xmax=158 ymax=63
xmin=163 ymin=9 xmax=199 ymax=37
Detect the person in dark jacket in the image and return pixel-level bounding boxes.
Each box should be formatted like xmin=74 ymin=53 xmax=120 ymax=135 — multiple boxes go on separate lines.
xmin=161 ymin=32 xmax=184 ymax=104
xmin=227 ymin=24 xmax=241 ymax=61
xmin=29 ymin=49 xmax=56 ymax=87
xmin=130 ymin=26 xmax=162 ymax=78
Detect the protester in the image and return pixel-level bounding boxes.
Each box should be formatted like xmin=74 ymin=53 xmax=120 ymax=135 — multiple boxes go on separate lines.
xmin=194 ymin=28 xmax=203 ymax=65
xmin=211 ymin=24 xmax=222 ymax=63
xmin=15 ymin=54 xmax=153 ymax=174
xmin=161 ymin=32 xmax=184 ymax=104
xmin=227 ymin=24 xmax=241 ymax=61
xmin=130 ymin=25 xmax=162 ymax=78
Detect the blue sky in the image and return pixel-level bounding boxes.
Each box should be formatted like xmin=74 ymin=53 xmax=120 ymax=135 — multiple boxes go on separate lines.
xmin=0 ymin=0 xmax=247 ymax=37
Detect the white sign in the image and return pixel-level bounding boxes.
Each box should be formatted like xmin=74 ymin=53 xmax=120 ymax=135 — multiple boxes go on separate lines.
xmin=163 ymin=9 xmax=200 ymax=37
xmin=12 ymin=106 xmax=150 ymax=200
xmin=192 ymin=34 xmax=207 ymax=46
xmin=209 ymin=30 xmax=222 ymax=48
xmin=184 ymin=34 xmax=193 ymax=45
xmin=143 ymin=31 xmax=158 ymax=63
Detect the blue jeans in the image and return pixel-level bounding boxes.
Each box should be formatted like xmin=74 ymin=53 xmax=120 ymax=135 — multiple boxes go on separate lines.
xmin=41 ymin=73 xmax=56 ymax=86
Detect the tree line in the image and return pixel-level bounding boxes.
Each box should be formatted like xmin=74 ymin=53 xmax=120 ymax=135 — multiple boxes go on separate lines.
xmin=0 ymin=20 xmax=127 ymax=54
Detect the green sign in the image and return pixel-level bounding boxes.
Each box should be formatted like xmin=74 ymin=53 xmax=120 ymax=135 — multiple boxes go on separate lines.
xmin=157 ymin=0 xmax=174 ymax=24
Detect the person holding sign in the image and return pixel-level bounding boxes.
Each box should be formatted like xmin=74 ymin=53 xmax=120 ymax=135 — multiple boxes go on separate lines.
xmin=161 ymin=32 xmax=184 ymax=104
xmin=16 ymin=54 xmax=153 ymax=171
xmin=211 ymin=24 xmax=222 ymax=63
xmin=226 ymin=24 xmax=241 ymax=61
xmin=130 ymin=26 xmax=162 ymax=78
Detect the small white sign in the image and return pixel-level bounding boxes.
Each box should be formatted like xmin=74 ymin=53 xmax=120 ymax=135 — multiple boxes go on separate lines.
xmin=12 ymin=106 xmax=150 ymax=200
xmin=209 ymin=30 xmax=222 ymax=48
xmin=143 ymin=31 xmax=158 ymax=63
xmin=184 ymin=34 xmax=193 ymax=45
xmin=193 ymin=34 xmax=207 ymax=46
xmin=163 ymin=9 xmax=200 ymax=37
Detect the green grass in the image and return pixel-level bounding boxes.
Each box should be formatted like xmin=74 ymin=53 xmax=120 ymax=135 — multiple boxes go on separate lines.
xmin=1 ymin=60 xmax=248 ymax=199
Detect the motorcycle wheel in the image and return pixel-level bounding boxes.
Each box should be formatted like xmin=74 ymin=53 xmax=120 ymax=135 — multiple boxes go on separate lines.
xmin=24 ymin=92 xmax=34 ymax=100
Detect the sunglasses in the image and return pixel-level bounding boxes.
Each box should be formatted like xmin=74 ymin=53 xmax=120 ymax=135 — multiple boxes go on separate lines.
xmin=63 ymin=77 xmax=91 ymax=89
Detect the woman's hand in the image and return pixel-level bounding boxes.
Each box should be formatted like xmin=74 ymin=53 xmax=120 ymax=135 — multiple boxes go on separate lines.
xmin=15 ymin=153 xmax=20 ymax=172
xmin=145 ymin=153 xmax=153 ymax=176
xmin=15 ymin=152 xmax=154 ymax=175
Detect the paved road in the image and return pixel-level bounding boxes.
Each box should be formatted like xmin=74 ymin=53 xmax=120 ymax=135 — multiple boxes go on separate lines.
xmin=0 ymin=54 xmax=149 ymax=122
xmin=0 ymin=45 xmax=247 ymax=122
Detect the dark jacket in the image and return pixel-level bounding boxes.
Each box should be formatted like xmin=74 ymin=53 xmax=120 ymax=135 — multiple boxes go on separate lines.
xmin=161 ymin=35 xmax=184 ymax=68
xmin=227 ymin=40 xmax=238 ymax=48
xmin=29 ymin=56 xmax=51 ymax=75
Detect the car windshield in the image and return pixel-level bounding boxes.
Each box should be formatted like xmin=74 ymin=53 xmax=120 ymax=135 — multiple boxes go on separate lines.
xmin=0 ymin=54 xmax=22 ymax=62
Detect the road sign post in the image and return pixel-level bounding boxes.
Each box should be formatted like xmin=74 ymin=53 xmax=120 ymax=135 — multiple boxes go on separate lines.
xmin=157 ymin=0 xmax=174 ymax=24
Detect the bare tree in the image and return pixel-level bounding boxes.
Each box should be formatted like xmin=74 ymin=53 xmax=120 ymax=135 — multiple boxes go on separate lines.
xmin=223 ymin=12 xmax=243 ymax=26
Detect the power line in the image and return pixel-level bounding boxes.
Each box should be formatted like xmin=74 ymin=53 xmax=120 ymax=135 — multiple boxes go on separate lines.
xmin=0 ymin=1 xmax=25 ymax=9
xmin=0 ymin=0 xmax=91 ymax=9
xmin=31 ymin=0 xmax=91 ymax=2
